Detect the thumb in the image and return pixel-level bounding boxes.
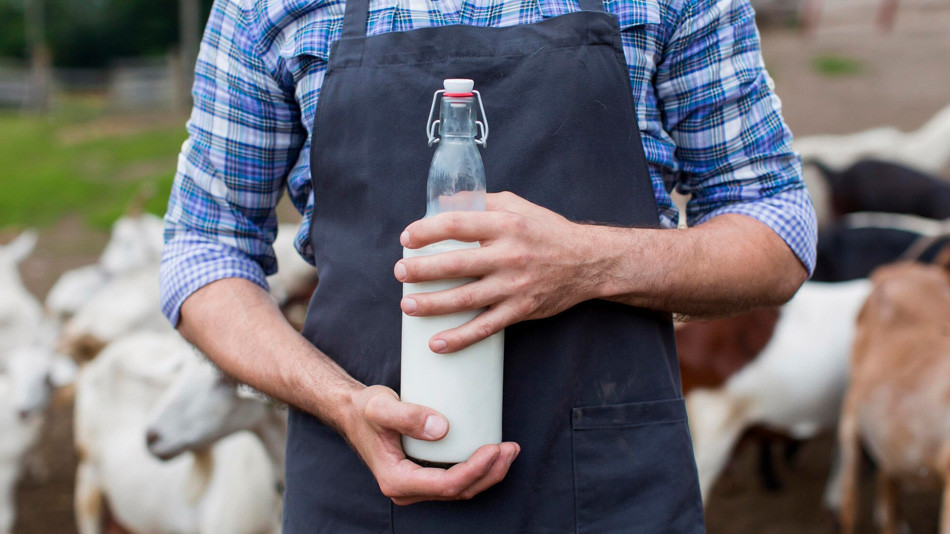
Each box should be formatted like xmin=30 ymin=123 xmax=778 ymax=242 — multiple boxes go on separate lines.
xmin=363 ymin=389 xmax=449 ymax=441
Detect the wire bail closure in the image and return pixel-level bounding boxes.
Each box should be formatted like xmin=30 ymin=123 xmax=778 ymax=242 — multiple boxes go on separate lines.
xmin=426 ymin=89 xmax=489 ymax=148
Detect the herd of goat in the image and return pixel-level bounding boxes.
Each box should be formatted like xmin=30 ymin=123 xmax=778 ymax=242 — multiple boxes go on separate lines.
xmin=1 ymin=103 xmax=950 ymax=533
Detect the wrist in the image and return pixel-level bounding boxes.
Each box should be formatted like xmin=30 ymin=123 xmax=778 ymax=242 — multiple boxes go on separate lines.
xmin=283 ymin=344 xmax=365 ymax=434
xmin=583 ymin=224 xmax=647 ymax=301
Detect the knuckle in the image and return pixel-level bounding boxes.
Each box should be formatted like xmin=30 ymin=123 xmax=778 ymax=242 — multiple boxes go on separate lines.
xmin=499 ymin=213 xmax=520 ymax=233
xmin=363 ymin=389 xmax=396 ymax=422
xmin=446 ymin=255 xmax=465 ymax=275
xmin=474 ymin=321 xmax=495 ymax=341
xmin=455 ymin=289 xmax=476 ymax=309
xmin=510 ymin=273 xmax=531 ymax=293
xmin=445 ymin=213 xmax=463 ymax=234
xmin=440 ymin=484 xmax=461 ymax=499
xmin=378 ymin=479 xmax=397 ymax=498
xmin=504 ymin=248 xmax=530 ymax=269
xmin=516 ymin=298 xmax=535 ymax=317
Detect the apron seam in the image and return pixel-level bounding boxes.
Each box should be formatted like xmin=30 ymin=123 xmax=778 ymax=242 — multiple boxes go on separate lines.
xmin=329 ymin=41 xmax=621 ymax=71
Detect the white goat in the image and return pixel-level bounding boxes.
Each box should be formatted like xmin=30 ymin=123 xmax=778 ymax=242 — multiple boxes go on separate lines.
xmin=0 ymin=231 xmax=43 ymax=356
xmin=97 ymin=213 xmax=165 ymax=276
xmin=74 ymin=332 xmax=280 ymax=534
xmin=795 ymin=103 xmax=950 ymax=175
xmin=268 ymin=223 xmax=318 ymax=307
xmin=145 ymin=357 xmax=287 ymax=478
xmin=46 ymin=213 xmax=165 ymax=322
xmin=59 ymin=266 xmax=169 ymax=361
xmin=687 ymin=279 xmax=872 ymax=505
xmin=0 ymin=335 xmax=78 ymax=534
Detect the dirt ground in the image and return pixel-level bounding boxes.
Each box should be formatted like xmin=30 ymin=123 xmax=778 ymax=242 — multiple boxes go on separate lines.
xmin=9 ymin=0 xmax=950 ymax=532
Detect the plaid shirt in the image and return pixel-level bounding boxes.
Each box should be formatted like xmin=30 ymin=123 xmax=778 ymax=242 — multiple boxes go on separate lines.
xmin=160 ymin=0 xmax=817 ymax=325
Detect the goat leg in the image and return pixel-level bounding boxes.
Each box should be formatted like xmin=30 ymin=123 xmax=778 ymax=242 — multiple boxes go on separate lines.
xmin=838 ymin=393 xmax=861 ymax=534
xmin=874 ymin=471 xmax=899 ymax=534
xmin=758 ymin=439 xmax=783 ymax=492
xmin=939 ymin=444 xmax=950 ymax=534
xmin=75 ymin=462 xmax=104 ymax=534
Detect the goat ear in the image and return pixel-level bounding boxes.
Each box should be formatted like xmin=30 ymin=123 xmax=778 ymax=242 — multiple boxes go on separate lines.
xmin=3 ymin=230 xmax=38 ymax=264
xmin=49 ymin=355 xmax=79 ymax=388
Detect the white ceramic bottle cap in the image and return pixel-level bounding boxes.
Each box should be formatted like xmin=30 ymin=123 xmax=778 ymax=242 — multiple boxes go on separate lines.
xmin=444 ymin=79 xmax=475 ymax=94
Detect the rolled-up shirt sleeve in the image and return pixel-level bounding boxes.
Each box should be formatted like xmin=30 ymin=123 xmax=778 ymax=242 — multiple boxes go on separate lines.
xmin=160 ymin=0 xmax=307 ymax=326
xmin=656 ymin=0 xmax=817 ymax=274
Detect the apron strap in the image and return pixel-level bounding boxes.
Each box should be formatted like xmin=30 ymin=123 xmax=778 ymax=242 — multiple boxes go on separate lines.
xmin=342 ymin=0 xmax=371 ymax=39
xmin=578 ymin=0 xmax=604 ymax=11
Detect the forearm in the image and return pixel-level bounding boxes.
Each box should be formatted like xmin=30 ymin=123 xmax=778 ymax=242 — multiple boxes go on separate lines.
xmin=177 ymin=276 xmax=519 ymax=502
xmin=591 ymin=213 xmax=807 ymax=318
xmin=177 ymin=277 xmax=361 ymax=431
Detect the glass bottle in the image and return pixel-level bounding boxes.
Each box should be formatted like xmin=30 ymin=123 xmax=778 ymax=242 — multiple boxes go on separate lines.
xmin=400 ymin=79 xmax=504 ymax=465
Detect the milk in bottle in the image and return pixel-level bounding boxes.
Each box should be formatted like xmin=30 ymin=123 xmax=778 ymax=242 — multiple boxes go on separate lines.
xmin=401 ymin=79 xmax=504 ymax=465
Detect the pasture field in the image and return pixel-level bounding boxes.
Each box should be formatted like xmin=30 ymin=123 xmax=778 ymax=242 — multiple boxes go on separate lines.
xmin=0 ymin=95 xmax=185 ymax=231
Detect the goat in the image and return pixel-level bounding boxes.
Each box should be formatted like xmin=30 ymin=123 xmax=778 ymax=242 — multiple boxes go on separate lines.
xmin=74 ymin=331 xmax=280 ymax=534
xmin=0 ymin=333 xmax=77 ymax=534
xmin=838 ymin=254 xmax=950 ymax=533
xmin=814 ymin=224 xmax=950 ymax=282
xmin=795 ymin=103 xmax=950 ymax=175
xmin=46 ymin=213 xmax=164 ymax=322
xmin=0 ymin=231 xmax=43 ymax=356
xmin=145 ymin=356 xmax=287 ymax=480
xmin=687 ymin=279 xmax=872 ymax=503
xmin=59 ymin=266 xmax=169 ymax=362
xmin=813 ymin=159 xmax=950 ymax=222
xmin=676 ymin=307 xmax=802 ymax=491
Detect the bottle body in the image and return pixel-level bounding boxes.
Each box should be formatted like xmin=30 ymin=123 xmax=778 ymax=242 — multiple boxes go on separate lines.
xmin=401 ymin=242 xmax=504 ymax=463
xmin=400 ymin=81 xmax=503 ymax=464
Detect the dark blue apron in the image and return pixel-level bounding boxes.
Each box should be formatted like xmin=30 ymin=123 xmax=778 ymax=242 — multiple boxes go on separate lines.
xmin=286 ymin=0 xmax=705 ymax=531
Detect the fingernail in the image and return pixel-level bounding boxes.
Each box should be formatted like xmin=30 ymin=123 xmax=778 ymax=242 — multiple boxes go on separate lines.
xmin=507 ymin=449 xmax=518 ymax=466
xmin=431 ymin=339 xmax=447 ymax=353
xmin=400 ymin=231 xmax=410 ymax=246
xmin=402 ymin=297 xmax=417 ymax=314
xmin=424 ymin=415 xmax=447 ymax=439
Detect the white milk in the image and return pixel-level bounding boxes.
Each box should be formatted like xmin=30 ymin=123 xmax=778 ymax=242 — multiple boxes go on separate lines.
xmin=401 ymin=240 xmax=504 ymax=464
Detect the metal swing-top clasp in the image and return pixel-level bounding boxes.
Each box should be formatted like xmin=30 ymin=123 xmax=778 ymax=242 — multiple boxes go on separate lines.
xmin=426 ymin=79 xmax=489 ymax=148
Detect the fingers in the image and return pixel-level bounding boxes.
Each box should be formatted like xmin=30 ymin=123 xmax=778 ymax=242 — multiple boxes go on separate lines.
xmin=427 ymin=303 xmax=518 ymax=353
xmin=362 ymin=388 xmax=448 ymax=441
xmin=402 ymin=210 xmax=522 ymax=250
xmin=385 ymin=442 xmax=521 ymax=506
xmin=395 ymin=247 xmax=492 ymax=283
xmin=451 ymin=442 xmax=521 ymax=499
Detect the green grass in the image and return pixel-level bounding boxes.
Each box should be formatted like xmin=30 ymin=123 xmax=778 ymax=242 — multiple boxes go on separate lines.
xmin=811 ymin=54 xmax=865 ymax=77
xmin=0 ymin=95 xmax=187 ymax=230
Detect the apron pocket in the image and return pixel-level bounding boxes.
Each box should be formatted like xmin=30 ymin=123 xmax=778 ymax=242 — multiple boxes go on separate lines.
xmin=571 ymin=398 xmax=705 ymax=534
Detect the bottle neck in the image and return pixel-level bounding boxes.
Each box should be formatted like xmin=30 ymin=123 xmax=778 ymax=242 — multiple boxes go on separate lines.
xmin=439 ymin=96 xmax=477 ymax=139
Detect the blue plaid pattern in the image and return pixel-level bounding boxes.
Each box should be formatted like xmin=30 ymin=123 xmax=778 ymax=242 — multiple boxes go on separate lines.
xmin=160 ymin=0 xmax=817 ymax=325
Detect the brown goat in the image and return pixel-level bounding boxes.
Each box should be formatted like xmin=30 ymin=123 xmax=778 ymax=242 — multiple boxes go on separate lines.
xmin=838 ymin=250 xmax=950 ymax=533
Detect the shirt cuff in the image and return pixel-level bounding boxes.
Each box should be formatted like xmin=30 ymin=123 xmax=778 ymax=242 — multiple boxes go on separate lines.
xmin=693 ymin=185 xmax=818 ymax=276
xmin=160 ymin=231 xmax=271 ymax=327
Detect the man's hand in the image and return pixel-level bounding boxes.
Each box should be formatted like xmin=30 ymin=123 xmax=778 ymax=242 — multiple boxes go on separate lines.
xmin=395 ymin=191 xmax=808 ymax=353
xmin=179 ymin=278 xmax=521 ymax=506
xmin=342 ymin=385 xmax=520 ymax=506
xmin=396 ymin=192 xmax=601 ymax=354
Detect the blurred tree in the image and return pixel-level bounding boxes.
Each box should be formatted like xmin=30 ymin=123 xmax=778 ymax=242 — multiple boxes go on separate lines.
xmin=0 ymin=0 xmax=213 ymax=68
xmin=0 ymin=0 xmax=28 ymax=59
